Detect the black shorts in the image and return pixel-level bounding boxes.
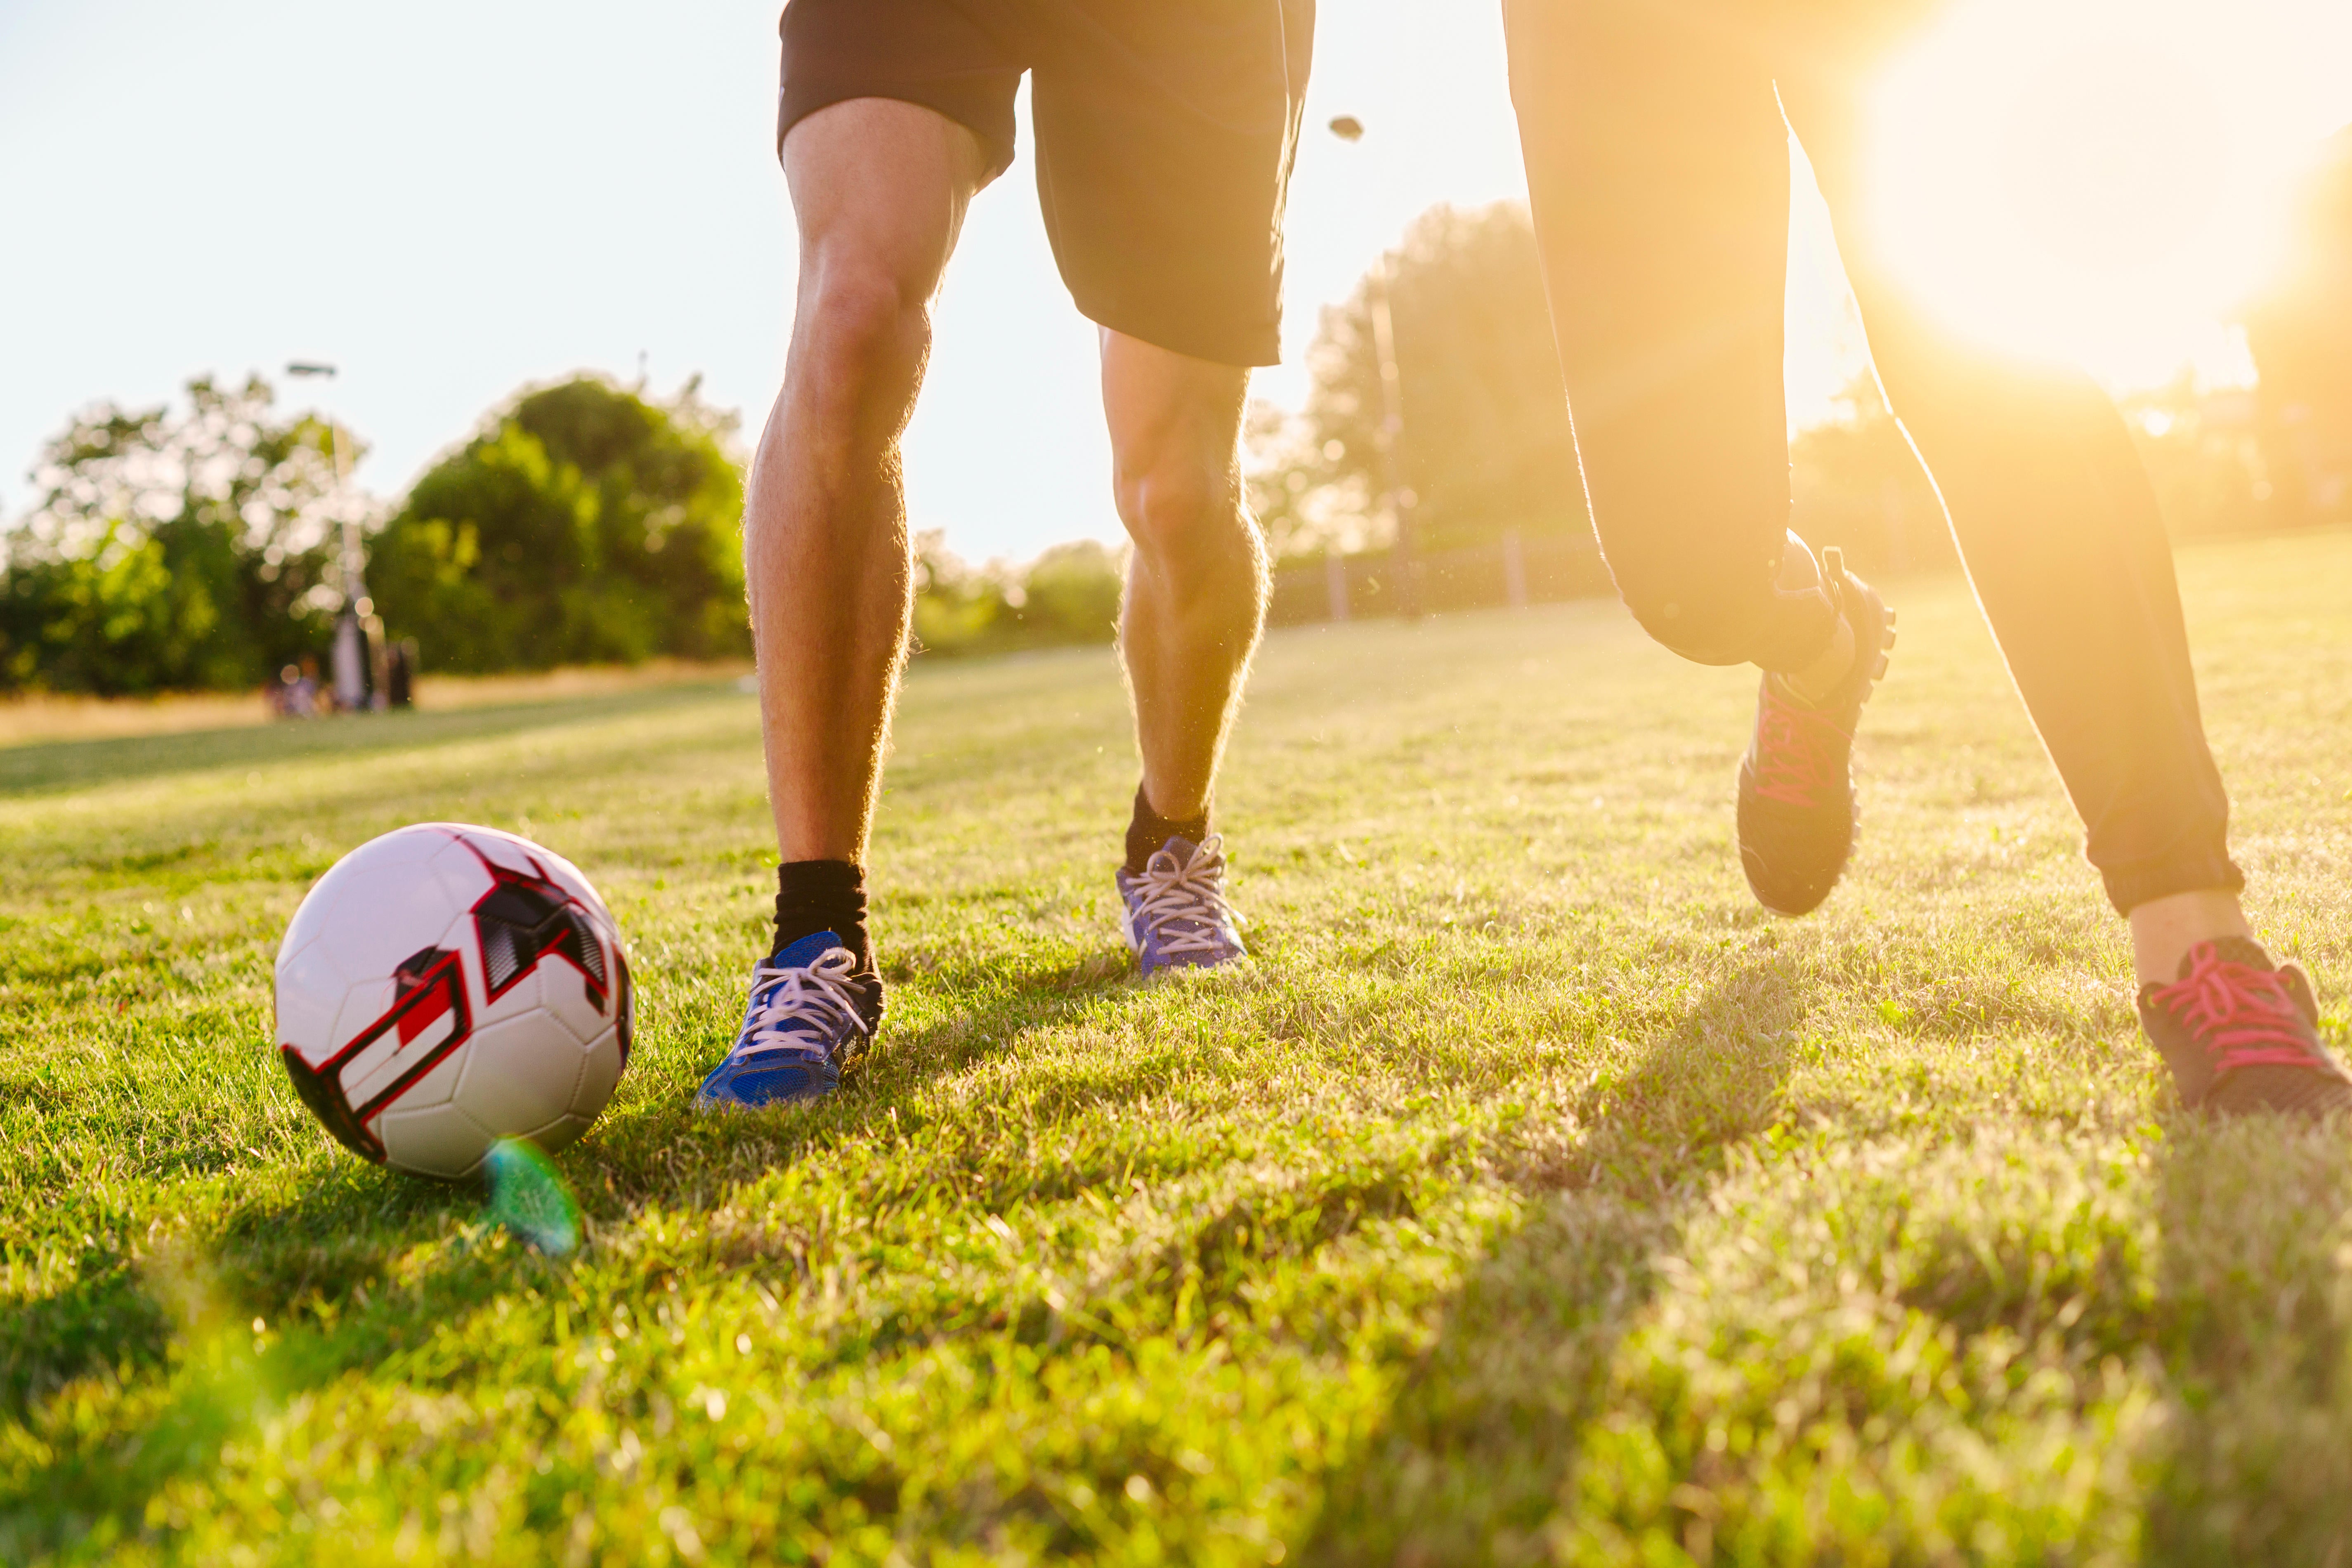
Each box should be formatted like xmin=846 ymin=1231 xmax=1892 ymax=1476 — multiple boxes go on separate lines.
xmin=777 ymin=0 xmax=1314 ymax=367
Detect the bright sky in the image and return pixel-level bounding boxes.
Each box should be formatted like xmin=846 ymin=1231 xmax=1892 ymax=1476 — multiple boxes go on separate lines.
xmin=1866 ymin=0 xmax=2352 ymax=385
xmin=1 ymin=1 xmax=2345 ymax=563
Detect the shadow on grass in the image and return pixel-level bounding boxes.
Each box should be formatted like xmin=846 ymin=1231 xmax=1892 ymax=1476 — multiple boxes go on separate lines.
xmin=0 ymin=1244 xmax=171 ymax=1424
xmin=0 ymin=1163 xmax=484 ymax=1559
xmin=5 ymin=936 xmax=1818 ymax=1561
xmin=1299 ymin=943 xmax=1812 ymax=1565
xmin=2137 ymin=1114 xmax=2352 ymax=1563
xmin=583 ymin=944 xmax=1136 ymax=1210
xmin=0 ymin=681 xmax=744 ymax=798
xmin=0 ymin=1151 xmax=479 ymax=1433
xmin=0 ymin=947 xmax=1141 ymax=1557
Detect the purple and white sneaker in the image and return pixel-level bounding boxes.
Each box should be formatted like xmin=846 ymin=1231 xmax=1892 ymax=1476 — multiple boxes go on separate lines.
xmin=1117 ymin=835 xmax=1246 ymax=979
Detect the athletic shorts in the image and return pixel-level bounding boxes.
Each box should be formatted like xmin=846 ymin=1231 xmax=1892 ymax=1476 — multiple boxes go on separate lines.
xmin=777 ymin=0 xmax=1314 ymax=367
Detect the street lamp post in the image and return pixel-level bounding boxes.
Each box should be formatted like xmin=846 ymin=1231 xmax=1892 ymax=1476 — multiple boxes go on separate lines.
xmin=286 ymin=360 xmax=375 ymax=710
xmin=1327 ymin=116 xmax=1422 ymax=620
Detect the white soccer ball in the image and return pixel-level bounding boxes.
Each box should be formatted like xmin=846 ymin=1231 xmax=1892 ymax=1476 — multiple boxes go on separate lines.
xmin=274 ymin=823 xmax=633 ymax=1179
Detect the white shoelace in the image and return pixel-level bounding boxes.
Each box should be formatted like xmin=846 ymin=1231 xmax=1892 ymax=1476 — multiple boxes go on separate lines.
xmin=738 ymin=947 xmax=870 ymax=1061
xmin=1128 ymin=834 xmax=1241 ymax=958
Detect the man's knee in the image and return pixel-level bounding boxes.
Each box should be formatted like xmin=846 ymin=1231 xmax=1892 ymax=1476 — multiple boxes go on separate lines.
xmin=1112 ymin=456 xmax=1247 ymax=566
xmin=791 ymin=260 xmax=932 ymax=406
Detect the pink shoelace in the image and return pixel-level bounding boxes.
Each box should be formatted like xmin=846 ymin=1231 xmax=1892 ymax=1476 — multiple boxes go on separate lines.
xmin=2147 ymin=943 xmax=2317 ymax=1077
xmin=1750 ymin=682 xmax=1849 ymax=808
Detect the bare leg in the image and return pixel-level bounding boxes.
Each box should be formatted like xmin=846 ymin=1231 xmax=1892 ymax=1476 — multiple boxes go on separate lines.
xmin=1100 ymin=331 xmax=1266 ymax=822
xmin=746 ymin=100 xmax=991 ymax=863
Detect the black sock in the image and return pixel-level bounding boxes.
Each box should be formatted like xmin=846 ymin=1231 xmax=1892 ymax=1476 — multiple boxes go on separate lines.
xmin=1124 ymin=784 xmax=1209 ymax=875
xmin=773 ymin=860 xmax=871 ymax=972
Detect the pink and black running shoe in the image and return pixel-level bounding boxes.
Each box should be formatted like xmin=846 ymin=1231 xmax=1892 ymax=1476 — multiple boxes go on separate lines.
xmin=2139 ymin=937 xmax=2352 ymax=1116
xmin=1735 ymin=547 xmax=1896 ymax=917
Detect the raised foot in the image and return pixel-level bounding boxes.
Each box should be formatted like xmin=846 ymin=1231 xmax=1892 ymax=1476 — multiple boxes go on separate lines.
xmin=1735 ymin=548 xmax=1895 ymax=918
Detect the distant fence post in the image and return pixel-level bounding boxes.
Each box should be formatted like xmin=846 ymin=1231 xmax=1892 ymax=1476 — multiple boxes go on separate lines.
xmin=1501 ymin=529 xmax=1528 ymax=609
xmin=1325 ymin=553 xmax=1351 ymax=623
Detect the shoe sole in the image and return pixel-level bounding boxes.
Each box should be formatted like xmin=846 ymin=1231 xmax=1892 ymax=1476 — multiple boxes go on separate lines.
xmin=1120 ymin=899 xmax=1247 ymax=981
xmin=692 ymin=1032 xmax=868 ymax=1113
xmin=1134 ymin=951 xmax=1250 ymax=982
xmin=694 ymin=1072 xmax=842 ymax=1113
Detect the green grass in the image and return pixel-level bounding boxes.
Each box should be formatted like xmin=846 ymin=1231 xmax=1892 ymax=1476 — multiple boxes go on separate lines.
xmin=6 ymin=529 xmax=2352 ymax=1565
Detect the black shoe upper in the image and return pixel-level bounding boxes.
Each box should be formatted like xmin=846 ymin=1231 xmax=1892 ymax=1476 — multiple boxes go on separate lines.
xmin=2139 ymin=936 xmax=2352 ymax=1116
xmin=1735 ymin=550 xmax=1894 ymax=917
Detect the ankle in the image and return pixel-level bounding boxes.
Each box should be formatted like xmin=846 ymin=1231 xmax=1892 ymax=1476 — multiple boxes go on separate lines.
xmin=1126 ymin=783 xmax=1209 ymax=874
xmin=774 ymin=859 xmax=872 ymax=971
xmin=2127 ymin=888 xmax=2254 ymax=987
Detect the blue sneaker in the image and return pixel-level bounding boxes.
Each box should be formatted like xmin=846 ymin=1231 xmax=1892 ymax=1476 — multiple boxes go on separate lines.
xmin=1117 ymin=834 xmax=1246 ymax=979
xmin=695 ymin=931 xmax=879 ymax=1111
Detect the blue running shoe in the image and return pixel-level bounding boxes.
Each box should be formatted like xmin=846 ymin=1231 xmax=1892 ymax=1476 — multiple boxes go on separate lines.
xmin=695 ymin=931 xmax=880 ymax=1111
xmin=1117 ymin=834 xmax=1246 ymax=979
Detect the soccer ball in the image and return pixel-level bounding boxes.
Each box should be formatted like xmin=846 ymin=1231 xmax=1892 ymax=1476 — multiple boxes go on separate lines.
xmin=274 ymin=823 xmax=633 ymax=1179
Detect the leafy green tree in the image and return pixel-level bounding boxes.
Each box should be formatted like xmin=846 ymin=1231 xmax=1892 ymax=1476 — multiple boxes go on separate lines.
xmin=1248 ymin=202 xmax=1961 ymax=585
xmin=369 ymin=377 xmax=750 ymax=671
xmin=910 ymin=530 xmax=1006 ymax=653
xmin=0 ymin=375 xmax=343 ymax=694
xmin=1249 ymin=202 xmax=1588 ymax=560
xmin=910 ymin=533 xmax=1124 ymax=657
xmin=1011 ymin=541 xmax=1124 ymax=645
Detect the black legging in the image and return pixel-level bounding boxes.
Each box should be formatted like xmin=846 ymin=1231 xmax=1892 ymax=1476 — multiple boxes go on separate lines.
xmin=1504 ymin=0 xmax=2240 ymax=915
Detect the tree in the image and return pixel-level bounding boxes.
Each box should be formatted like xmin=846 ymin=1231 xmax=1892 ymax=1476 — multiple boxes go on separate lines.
xmin=2242 ymin=124 xmax=2352 ymax=524
xmin=1249 ymin=202 xmax=1588 ymax=559
xmin=2115 ymin=375 xmax=2268 ymax=540
xmin=369 ymin=377 xmax=750 ymax=672
xmin=1788 ymin=376 xmax=1953 ymax=577
xmin=910 ymin=532 xmax=1124 ymax=657
xmin=0 ymin=375 xmax=344 ymax=694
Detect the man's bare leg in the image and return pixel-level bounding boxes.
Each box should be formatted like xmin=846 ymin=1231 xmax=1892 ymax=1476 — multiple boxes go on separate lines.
xmin=1101 ymin=331 xmax=1266 ymax=825
xmin=1098 ymin=331 xmax=1266 ymax=975
xmin=746 ymin=100 xmax=990 ymax=867
xmin=700 ymin=102 xmax=991 ymax=1109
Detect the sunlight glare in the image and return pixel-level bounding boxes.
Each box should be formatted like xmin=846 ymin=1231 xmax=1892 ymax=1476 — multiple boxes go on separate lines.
xmin=1864 ymin=0 xmax=2350 ymax=387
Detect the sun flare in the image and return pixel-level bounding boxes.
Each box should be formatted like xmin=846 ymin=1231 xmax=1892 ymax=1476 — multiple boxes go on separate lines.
xmin=1862 ymin=0 xmax=2352 ymax=386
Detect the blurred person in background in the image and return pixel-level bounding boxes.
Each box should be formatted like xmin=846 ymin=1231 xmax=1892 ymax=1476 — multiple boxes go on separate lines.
xmin=700 ymin=1 xmax=1314 ymax=1111
xmin=269 ymin=656 xmax=322 ymax=720
xmin=1505 ymin=0 xmax=2351 ymax=1115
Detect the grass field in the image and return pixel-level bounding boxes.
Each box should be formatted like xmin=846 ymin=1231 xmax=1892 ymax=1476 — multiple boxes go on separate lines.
xmin=0 ymin=659 xmax=752 ymax=749
xmin=6 ymin=529 xmax=2352 ymax=1565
